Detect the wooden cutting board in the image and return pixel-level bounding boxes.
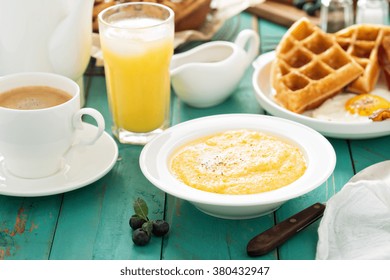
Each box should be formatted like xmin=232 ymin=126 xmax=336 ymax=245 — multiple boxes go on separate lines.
xmin=246 ymin=0 xmax=320 ymax=27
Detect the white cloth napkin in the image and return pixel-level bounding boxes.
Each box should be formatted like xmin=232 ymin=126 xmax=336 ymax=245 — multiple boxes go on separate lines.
xmin=316 ymin=160 xmax=390 ymax=260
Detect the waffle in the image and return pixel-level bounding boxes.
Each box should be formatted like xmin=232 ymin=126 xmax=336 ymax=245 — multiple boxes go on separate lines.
xmin=93 ymin=0 xmax=211 ymax=33
xmin=378 ymin=33 xmax=390 ymax=90
xmin=334 ymin=24 xmax=390 ymax=94
xmin=271 ymin=18 xmax=364 ymax=113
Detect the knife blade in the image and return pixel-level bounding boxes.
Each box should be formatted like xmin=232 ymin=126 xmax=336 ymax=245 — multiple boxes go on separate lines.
xmin=246 ymin=202 xmax=326 ymax=257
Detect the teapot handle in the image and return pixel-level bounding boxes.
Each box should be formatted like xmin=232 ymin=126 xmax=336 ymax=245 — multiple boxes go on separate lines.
xmin=234 ymin=29 xmax=260 ymax=67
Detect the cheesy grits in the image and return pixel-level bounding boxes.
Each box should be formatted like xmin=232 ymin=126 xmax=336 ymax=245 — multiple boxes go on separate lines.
xmin=170 ymin=129 xmax=307 ymax=195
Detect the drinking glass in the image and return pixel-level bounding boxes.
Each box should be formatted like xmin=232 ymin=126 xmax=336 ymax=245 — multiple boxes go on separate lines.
xmin=98 ymin=2 xmax=174 ymax=144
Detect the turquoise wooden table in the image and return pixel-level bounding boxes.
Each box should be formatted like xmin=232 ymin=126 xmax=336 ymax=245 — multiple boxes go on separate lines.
xmin=0 ymin=12 xmax=389 ymax=261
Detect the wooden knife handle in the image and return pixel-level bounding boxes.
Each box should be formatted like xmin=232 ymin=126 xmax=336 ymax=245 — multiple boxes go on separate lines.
xmin=246 ymin=202 xmax=325 ymax=257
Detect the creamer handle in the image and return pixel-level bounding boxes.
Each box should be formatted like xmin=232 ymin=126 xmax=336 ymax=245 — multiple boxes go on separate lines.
xmin=234 ymin=29 xmax=260 ymax=67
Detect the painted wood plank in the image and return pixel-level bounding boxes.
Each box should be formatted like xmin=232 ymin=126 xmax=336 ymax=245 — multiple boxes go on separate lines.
xmin=49 ymin=76 xmax=165 ymax=259
xmin=0 ymin=195 xmax=61 ymax=259
xmin=350 ymin=136 xmax=390 ymax=173
xmin=162 ymin=195 xmax=276 ymax=260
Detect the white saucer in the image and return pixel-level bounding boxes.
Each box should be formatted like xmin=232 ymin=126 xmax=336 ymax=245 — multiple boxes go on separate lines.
xmin=0 ymin=122 xmax=118 ymax=197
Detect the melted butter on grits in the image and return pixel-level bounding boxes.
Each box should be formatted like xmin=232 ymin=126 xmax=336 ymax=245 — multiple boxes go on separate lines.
xmin=170 ymin=129 xmax=307 ymax=195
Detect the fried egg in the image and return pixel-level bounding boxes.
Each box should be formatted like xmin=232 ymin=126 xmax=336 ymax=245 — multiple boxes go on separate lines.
xmin=345 ymin=94 xmax=390 ymax=116
xmin=311 ymin=92 xmax=390 ymax=122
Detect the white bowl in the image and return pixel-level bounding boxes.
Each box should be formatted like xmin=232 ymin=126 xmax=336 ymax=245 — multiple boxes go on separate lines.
xmin=139 ymin=114 xmax=336 ymax=219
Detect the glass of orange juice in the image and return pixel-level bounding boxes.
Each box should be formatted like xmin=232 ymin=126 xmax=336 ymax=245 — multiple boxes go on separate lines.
xmin=98 ymin=2 xmax=174 ymax=144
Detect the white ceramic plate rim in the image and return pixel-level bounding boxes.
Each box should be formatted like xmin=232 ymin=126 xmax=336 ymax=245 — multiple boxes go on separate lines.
xmin=252 ymin=51 xmax=390 ymax=139
xmin=0 ymin=123 xmax=118 ymax=197
xmin=140 ymin=114 xmax=336 ymax=207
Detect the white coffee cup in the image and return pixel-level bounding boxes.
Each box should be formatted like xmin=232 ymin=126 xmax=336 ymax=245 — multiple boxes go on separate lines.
xmin=0 ymin=72 xmax=105 ymax=179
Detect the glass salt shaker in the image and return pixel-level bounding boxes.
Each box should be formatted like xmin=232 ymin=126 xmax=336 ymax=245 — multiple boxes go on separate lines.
xmin=356 ymin=0 xmax=389 ymax=25
xmin=320 ymin=0 xmax=354 ymax=33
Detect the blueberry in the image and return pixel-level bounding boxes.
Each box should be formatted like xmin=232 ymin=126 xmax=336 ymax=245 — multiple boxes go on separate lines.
xmin=152 ymin=220 xmax=170 ymax=237
xmin=132 ymin=228 xmax=151 ymax=246
xmin=129 ymin=215 xmax=147 ymax=230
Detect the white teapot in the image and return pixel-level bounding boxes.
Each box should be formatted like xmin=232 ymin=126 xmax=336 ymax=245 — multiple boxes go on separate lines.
xmin=170 ymin=29 xmax=260 ymax=108
xmin=0 ymin=0 xmax=94 ymax=106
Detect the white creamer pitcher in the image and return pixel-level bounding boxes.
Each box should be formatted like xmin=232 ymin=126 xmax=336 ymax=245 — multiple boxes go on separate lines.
xmin=0 ymin=0 xmax=94 ymax=106
xmin=170 ymin=29 xmax=260 ymax=108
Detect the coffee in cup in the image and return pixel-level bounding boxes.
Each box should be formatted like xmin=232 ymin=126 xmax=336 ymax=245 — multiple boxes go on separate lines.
xmin=0 ymin=86 xmax=72 ymax=110
xmin=0 ymin=72 xmax=105 ymax=179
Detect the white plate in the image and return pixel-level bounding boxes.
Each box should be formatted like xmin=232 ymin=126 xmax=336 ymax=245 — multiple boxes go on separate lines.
xmin=0 ymin=123 xmax=118 ymax=197
xmin=139 ymin=114 xmax=336 ymax=219
xmin=252 ymin=51 xmax=390 ymax=139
